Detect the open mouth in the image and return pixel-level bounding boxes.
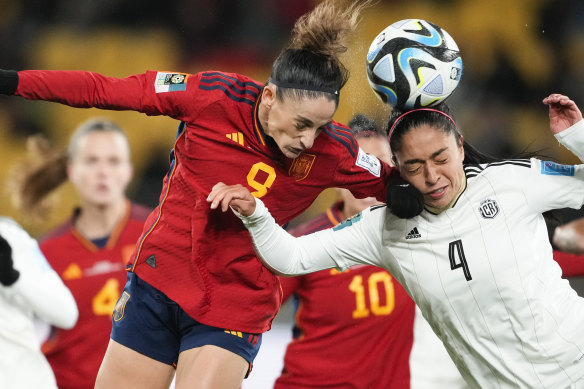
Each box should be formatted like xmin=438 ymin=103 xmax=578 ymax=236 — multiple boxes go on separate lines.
xmin=427 ymin=186 xmax=447 ymax=199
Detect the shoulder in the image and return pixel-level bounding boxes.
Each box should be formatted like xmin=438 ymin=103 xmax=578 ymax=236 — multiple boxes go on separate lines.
xmin=464 ymin=158 xmax=534 ymax=179
xmin=333 ymin=204 xmax=387 ymax=233
xmin=320 ymin=121 xmax=359 ymax=158
xmin=38 ymin=219 xmax=73 ymax=245
xmin=195 ymin=71 xmax=263 ymax=107
xmin=0 ymin=218 xmax=43 ymax=260
xmin=288 ymin=212 xmax=335 ymax=237
xmin=0 ymin=217 xmax=32 ymax=242
xmin=129 ymin=203 xmax=152 ymax=222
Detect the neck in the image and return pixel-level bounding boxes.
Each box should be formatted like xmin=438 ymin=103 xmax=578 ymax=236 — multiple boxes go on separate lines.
xmin=74 ymin=199 xmax=127 ymax=240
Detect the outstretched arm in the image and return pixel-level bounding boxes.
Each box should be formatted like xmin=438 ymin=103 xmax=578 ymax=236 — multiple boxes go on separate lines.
xmin=0 ymin=69 xmax=202 ymax=121
xmin=207 ymin=182 xmax=378 ymax=276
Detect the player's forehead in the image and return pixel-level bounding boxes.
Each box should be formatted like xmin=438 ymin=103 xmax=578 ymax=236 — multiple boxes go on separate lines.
xmin=283 ymin=94 xmax=336 ymax=124
xmin=396 ymin=125 xmax=458 ymax=162
xmin=73 ymin=131 xmax=130 ymax=158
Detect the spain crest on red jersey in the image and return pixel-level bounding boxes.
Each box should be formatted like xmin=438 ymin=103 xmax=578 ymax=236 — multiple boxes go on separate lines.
xmin=289 ymin=153 xmax=316 ymax=181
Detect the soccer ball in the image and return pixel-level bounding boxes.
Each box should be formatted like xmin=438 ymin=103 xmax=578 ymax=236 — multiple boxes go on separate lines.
xmin=366 ymin=19 xmax=463 ymax=110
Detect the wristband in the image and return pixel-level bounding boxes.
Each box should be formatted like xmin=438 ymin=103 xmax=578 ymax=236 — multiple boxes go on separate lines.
xmin=0 ymin=70 xmax=19 ymax=95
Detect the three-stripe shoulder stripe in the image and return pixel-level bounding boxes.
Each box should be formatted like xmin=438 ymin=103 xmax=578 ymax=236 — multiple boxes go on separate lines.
xmin=199 ymin=72 xmax=262 ymax=105
xmin=324 ymin=124 xmax=358 ymax=158
xmin=465 ymin=159 xmax=532 ymax=178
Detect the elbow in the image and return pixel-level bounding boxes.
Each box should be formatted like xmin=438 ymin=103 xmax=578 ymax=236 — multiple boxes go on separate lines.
xmin=261 ymin=261 xmax=293 ymax=277
xmin=258 ymin=258 xmax=296 ymax=277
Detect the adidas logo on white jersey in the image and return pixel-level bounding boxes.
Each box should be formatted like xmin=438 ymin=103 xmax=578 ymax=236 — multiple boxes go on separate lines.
xmin=405 ymin=227 xmax=421 ymax=240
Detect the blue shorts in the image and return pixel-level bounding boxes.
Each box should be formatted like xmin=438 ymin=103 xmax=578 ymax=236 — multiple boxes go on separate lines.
xmin=111 ymin=272 xmax=262 ymax=376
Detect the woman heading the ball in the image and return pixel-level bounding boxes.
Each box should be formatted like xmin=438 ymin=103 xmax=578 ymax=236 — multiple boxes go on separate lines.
xmin=0 ymin=1 xmax=424 ymax=388
xmin=210 ymin=94 xmax=584 ymax=388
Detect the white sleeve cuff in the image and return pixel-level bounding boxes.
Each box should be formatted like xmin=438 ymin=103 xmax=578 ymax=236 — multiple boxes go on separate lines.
xmin=555 ymin=119 xmax=584 ymax=162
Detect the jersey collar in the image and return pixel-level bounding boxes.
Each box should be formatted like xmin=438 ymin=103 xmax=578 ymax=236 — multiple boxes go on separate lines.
xmin=71 ymin=200 xmax=132 ymax=252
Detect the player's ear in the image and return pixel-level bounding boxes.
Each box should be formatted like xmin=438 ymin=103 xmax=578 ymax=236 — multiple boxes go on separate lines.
xmin=262 ymin=83 xmax=277 ymax=107
xmin=458 ymin=134 xmax=465 ymax=158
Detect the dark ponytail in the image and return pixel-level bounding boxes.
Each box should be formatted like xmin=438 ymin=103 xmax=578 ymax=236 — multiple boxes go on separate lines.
xmin=269 ymin=0 xmax=376 ymax=104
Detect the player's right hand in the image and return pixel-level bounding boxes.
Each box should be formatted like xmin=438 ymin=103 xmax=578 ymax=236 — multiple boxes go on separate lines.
xmin=543 ymin=93 xmax=583 ymax=134
xmin=207 ymin=182 xmax=257 ymax=216
xmin=0 ymin=234 xmax=20 ymax=286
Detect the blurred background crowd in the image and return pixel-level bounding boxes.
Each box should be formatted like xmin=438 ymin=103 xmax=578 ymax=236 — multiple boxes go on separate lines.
xmin=0 ymin=0 xmax=583 ymax=234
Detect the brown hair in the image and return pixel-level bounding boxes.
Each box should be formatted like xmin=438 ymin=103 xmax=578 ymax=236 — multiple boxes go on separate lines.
xmin=269 ymin=0 xmax=377 ymax=104
xmin=9 ymin=118 xmax=128 ymax=220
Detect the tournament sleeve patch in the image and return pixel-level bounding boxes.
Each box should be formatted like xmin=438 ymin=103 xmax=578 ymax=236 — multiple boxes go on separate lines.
xmin=333 ymin=212 xmax=363 ymax=231
xmin=540 ymin=161 xmax=575 ymax=176
xmin=355 ymin=147 xmax=381 ymax=177
xmin=155 ymin=72 xmax=188 ymax=93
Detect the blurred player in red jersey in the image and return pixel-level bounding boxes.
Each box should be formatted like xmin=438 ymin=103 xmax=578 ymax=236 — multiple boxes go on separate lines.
xmin=11 ymin=118 xmax=150 ymax=389
xmin=0 ymin=1 xmax=424 ymax=388
xmin=275 ymin=114 xmax=416 ymax=389
xmin=546 ymin=212 xmax=584 ymax=292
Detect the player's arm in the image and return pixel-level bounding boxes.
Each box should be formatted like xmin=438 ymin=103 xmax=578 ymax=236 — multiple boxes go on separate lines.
xmin=207 ymin=182 xmax=382 ymax=276
xmin=0 ymin=224 xmax=78 ymax=329
xmin=0 ymin=69 xmax=203 ymax=122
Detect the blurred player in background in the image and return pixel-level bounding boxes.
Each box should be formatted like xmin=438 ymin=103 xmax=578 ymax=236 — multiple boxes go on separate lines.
xmin=0 ymin=217 xmax=78 ymax=389
xmin=0 ymin=1 xmax=426 ymax=387
xmin=275 ymin=114 xmax=415 ymax=388
xmin=11 ymin=118 xmax=150 ymax=389
xmin=545 ymin=211 xmax=584 ymax=296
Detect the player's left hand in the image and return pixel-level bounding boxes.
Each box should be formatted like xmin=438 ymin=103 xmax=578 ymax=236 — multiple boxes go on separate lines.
xmin=207 ymin=182 xmax=257 ymax=215
xmin=543 ymin=93 xmax=583 ymax=134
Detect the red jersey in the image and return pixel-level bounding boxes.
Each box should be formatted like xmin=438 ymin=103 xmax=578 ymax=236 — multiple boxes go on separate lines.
xmin=39 ymin=202 xmax=150 ymax=389
xmin=553 ymin=250 xmax=584 ymax=277
xmin=16 ymin=70 xmax=396 ymax=333
xmin=275 ymin=202 xmax=415 ymax=389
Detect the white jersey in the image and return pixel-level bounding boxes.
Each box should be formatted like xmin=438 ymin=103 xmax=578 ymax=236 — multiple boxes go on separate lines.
xmin=0 ymin=218 xmax=78 ymax=389
xmin=237 ymin=121 xmax=584 ymax=389
xmin=410 ymin=306 xmax=468 ymax=389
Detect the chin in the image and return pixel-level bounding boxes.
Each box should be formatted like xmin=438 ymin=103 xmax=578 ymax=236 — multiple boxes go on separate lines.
xmin=283 ymin=150 xmax=301 ymax=159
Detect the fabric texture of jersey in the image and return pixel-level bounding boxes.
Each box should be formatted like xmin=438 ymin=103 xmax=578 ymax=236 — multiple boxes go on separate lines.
xmin=40 ymin=202 xmax=149 ymax=389
xmin=16 ymin=70 xmax=394 ymax=333
xmin=0 ymin=217 xmax=77 ymax=389
xmin=236 ymin=121 xmax=584 ymax=388
xmin=275 ymin=201 xmax=414 ymax=389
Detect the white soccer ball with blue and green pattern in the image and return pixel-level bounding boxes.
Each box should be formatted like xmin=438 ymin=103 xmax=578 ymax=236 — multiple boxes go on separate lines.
xmin=366 ymin=19 xmax=463 ymax=110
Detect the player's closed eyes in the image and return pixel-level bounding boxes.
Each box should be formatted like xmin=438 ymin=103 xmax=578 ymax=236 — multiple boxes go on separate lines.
xmin=406 ymin=165 xmax=421 ymax=174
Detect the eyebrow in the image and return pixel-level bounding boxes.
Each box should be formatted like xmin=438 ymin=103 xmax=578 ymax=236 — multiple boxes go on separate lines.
xmin=296 ymin=116 xmax=314 ymax=126
xmin=296 ymin=116 xmax=332 ymax=129
xmin=404 ymin=147 xmax=448 ymax=165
